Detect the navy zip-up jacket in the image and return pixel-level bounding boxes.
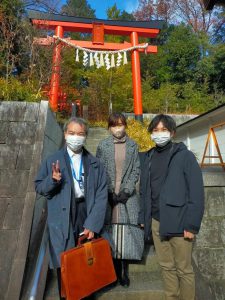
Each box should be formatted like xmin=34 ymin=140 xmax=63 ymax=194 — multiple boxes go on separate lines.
xmin=138 ymin=142 xmax=204 ymax=241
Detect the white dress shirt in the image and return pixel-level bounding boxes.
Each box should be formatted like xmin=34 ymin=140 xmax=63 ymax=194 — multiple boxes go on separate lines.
xmin=67 ymin=147 xmax=84 ymax=198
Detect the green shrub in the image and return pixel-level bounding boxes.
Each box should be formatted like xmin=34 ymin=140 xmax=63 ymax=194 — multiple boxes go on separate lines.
xmin=0 ymin=77 xmax=42 ymax=102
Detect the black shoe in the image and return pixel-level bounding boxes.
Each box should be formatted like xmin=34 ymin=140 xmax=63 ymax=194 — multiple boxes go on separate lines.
xmin=113 ymin=259 xmax=122 ymax=281
xmin=120 ymin=260 xmax=130 ymax=287
xmin=120 ymin=275 xmax=130 ymax=287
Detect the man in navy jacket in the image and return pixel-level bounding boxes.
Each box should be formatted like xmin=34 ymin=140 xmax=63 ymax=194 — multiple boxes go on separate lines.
xmin=139 ymin=114 xmax=204 ymax=300
xmin=35 ymin=117 xmax=107 ymax=297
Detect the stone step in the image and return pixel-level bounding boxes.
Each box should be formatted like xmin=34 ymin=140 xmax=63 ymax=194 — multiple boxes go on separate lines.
xmin=87 ymin=136 xmax=109 ymax=142
xmin=85 ymin=127 xmax=109 ymax=155
xmin=129 ymin=245 xmax=160 ymax=273
xmin=87 ymin=134 xmax=109 ymax=139
xmin=44 ymin=271 xmax=164 ymax=300
xmin=87 ymin=128 xmax=109 ymax=135
xmin=96 ymin=272 xmax=164 ymax=300
xmin=87 ymin=134 xmax=109 ymax=140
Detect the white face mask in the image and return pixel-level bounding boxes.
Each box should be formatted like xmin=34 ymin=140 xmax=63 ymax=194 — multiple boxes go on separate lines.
xmin=65 ymin=135 xmax=86 ymax=152
xmin=151 ymin=131 xmax=171 ymax=147
xmin=110 ymin=126 xmax=126 ymax=139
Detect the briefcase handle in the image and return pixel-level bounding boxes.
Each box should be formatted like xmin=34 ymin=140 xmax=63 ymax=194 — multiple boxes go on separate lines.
xmin=77 ymin=235 xmax=97 ymax=266
xmin=78 ymin=234 xmax=88 ymax=245
xmin=78 ymin=235 xmax=96 ymax=246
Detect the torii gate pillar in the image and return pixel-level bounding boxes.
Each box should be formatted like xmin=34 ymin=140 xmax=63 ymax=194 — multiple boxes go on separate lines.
xmin=50 ymin=26 xmax=64 ymax=112
xmin=131 ymin=32 xmax=143 ymax=122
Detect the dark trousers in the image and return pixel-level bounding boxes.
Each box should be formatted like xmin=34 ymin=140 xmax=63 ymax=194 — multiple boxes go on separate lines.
xmin=57 ymin=268 xmax=65 ymax=300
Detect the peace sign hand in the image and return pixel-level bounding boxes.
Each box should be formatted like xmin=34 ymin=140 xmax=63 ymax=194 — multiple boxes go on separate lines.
xmin=52 ymin=160 xmax=61 ymax=182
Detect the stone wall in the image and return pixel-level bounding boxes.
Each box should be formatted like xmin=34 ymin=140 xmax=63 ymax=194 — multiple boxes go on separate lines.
xmin=194 ymin=170 xmax=225 ymax=300
xmin=0 ymin=101 xmax=63 ymax=300
xmin=124 ymin=112 xmax=198 ymax=126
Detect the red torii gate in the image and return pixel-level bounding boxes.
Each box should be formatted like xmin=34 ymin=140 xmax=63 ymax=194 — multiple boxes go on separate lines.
xmin=28 ymin=11 xmax=164 ymax=121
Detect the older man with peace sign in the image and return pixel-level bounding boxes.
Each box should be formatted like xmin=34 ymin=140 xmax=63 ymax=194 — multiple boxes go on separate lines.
xmin=35 ymin=117 xmax=107 ymax=298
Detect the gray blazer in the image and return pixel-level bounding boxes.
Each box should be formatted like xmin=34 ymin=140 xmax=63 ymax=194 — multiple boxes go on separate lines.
xmin=96 ymin=135 xmax=140 ymax=224
xmin=35 ymin=147 xmax=107 ymax=268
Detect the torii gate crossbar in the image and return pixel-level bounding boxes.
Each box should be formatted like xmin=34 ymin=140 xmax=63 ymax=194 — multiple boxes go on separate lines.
xmin=29 ymin=11 xmax=164 ymax=121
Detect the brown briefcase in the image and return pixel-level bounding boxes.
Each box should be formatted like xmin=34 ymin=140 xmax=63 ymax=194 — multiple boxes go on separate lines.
xmin=61 ymin=237 xmax=117 ymax=300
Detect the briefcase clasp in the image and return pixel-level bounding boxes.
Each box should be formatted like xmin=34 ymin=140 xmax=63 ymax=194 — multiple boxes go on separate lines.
xmin=85 ymin=242 xmax=94 ymax=266
xmin=88 ymin=258 xmax=94 ymax=266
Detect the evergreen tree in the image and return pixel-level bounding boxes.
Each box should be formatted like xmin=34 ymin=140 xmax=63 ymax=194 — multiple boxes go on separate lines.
xmin=61 ymin=0 xmax=95 ymax=18
xmin=0 ymin=0 xmax=24 ymax=78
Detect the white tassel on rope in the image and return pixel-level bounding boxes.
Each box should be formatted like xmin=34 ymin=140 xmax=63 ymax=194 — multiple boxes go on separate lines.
xmin=89 ymin=53 xmax=94 ymax=66
xmin=94 ymin=52 xmax=100 ymax=68
xmin=83 ymin=51 xmax=89 ymax=67
xmin=100 ymin=53 xmax=104 ymax=67
xmin=105 ymin=54 xmax=111 ymax=70
xmin=116 ymin=52 xmax=122 ymax=67
xmin=111 ymin=54 xmax=115 ymax=68
xmin=123 ymin=51 xmax=128 ymax=65
xmin=75 ymin=49 xmax=79 ymax=62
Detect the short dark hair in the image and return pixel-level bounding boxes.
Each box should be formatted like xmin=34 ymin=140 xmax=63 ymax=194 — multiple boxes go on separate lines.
xmin=148 ymin=114 xmax=176 ymax=133
xmin=63 ymin=117 xmax=89 ymax=134
xmin=108 ymin=113 xmax=127 ymax=128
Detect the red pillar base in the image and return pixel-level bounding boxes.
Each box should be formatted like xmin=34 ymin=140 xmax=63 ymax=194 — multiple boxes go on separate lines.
xmin=135 ymin=114 xmax=143 ymax=122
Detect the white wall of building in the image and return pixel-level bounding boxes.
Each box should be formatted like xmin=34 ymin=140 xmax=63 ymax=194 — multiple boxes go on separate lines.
xmin=174 ymin=105 xmax=225 ymax=165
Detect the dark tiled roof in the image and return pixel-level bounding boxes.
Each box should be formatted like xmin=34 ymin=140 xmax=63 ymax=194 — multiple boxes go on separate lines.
xmin=27 ymin=10 xmax=164 ymax=30
xmin=177 ymin=103 xmax=225 ymax=128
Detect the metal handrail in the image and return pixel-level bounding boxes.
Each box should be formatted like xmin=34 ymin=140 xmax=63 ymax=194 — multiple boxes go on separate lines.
xmin=20 ymin=196 xmax=49 ymax=300
xmin=28 ymin=223 xmax=49 ymax=300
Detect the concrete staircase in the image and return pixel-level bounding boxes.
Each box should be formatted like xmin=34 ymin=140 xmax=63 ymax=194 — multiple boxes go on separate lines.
xmin=44 ymin=127 xmax=165 ymax=300
xmin=85 ymin=127 xmax=110 ymax=155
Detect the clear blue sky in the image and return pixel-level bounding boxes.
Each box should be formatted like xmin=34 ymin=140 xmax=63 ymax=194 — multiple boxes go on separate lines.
xmin=87 ymin=0 xmax=139 ymax=19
